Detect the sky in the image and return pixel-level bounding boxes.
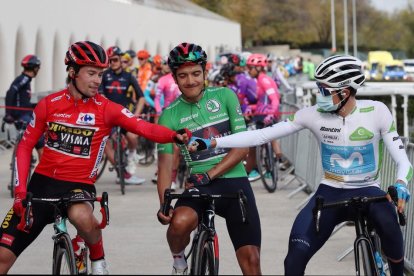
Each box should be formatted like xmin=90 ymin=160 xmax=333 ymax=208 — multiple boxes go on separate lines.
xmin=370 ymin=0 xmax=410 ymax=13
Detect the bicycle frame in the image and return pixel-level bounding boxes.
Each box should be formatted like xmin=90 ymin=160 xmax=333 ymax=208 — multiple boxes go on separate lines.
xmin=162 ymin=189 xmax=248 ymax=275
xmin=314 ymin=186 xmax=405 ymax=276
xmin=20 ymin=192 xmax=109 ymax=274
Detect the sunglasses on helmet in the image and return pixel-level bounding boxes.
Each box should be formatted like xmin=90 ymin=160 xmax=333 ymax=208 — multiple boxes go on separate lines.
xmin=316 ymin=82 xmax=340 ymax=97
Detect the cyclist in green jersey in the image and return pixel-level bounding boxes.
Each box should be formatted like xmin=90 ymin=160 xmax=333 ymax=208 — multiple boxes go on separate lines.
xmin=156 ymin=43 xmax=262 ymax=275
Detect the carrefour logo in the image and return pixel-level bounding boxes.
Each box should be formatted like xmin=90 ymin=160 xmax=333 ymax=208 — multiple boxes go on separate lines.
xmin=76 ymin=113 xmax=95 ymax=125
xmin=321 ymin=143 xmax=375 ymax=175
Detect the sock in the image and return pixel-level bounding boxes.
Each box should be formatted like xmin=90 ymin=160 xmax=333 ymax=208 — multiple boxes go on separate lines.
xmin=86 ymin=237 xmax=105 ymax=261
xmin=172 ymin=250 xmax=187 ymax=269
xmin=388 ymin=259 xmax=404 ymax=276
xmin=171 ymin=169 xmax=178 ymax=183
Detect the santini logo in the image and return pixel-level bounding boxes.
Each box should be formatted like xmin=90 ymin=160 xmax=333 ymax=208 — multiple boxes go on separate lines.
xmin=320 ymin=126 xmax=341 ymax=132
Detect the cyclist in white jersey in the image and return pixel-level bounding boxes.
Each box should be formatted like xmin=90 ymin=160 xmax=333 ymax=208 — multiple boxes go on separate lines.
xmin=189 ymin=55 xmax=412 ymax=275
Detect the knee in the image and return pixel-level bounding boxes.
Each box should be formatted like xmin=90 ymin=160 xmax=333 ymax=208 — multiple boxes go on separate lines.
xmin=169 ymin=215 xmax=195 ymax=236
xmin=284 ymin=241 xmax=312 ymax=275
xmin=70 ymin=212 xmax=96 ymax=233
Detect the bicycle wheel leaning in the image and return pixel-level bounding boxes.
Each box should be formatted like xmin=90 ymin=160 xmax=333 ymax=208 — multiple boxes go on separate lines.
xmin=9 ymin=146 xmax=17 ymax=198
xmin=191 ymin=230 xmax=217 ymax=275
xmin=255 ymin=142 xmax=278 ymax=193
xmin=114 ymin=128 xmax=126 ymax=195
xmin=52 ymin=233 xmax=77 ymax=275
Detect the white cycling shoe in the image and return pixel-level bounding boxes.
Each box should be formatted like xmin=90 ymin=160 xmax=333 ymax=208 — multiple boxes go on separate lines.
xmin=91 ymin=259 xmax=109 ymax=275
xmin=172 ymin=266 xmax=188 ymax=275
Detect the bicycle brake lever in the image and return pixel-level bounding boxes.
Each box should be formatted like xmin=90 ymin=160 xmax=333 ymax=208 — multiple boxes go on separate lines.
xmin=388 ymin=186 xmax=406 ymax=226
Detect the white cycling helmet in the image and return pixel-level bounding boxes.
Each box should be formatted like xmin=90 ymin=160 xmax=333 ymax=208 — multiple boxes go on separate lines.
xmin=315 ymin=55 xmax=365 ymax=90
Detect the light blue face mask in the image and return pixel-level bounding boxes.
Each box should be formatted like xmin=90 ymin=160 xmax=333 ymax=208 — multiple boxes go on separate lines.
xmin=316 ymin=93 xmax=340 ymax=112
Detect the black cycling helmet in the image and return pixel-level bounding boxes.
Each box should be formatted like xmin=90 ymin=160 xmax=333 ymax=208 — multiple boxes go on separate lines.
xmin=106 ymin=46 xmax=123 ymax=59
xmin=21 ymin=55 xmax=41 ymax=69
xmin=168 ymin=42 xmax=207 ymax=73
xmin=220 ymin=63 xmax=237 ymax=78
xmin=65 ymin=41 xmax=108 ymax=68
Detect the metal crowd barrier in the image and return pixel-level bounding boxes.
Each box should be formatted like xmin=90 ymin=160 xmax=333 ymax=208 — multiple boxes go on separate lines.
xmin=278 ymin=105 xmax=414 ymax=271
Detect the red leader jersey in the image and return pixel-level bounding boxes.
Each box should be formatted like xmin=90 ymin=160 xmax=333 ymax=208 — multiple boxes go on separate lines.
xmin=15 ymin=89 xmax=177 ymax=194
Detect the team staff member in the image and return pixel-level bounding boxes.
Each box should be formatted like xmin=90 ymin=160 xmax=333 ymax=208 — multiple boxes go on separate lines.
xmin=0 ymin=41 xmax=189 ymax=275
xmin=157 ymin=43 xmax=262 ymax=275
xmin=4 ymin=55 xmax=44 ymax=158
xmin=190 ymin=55 xmax=412 ymax=276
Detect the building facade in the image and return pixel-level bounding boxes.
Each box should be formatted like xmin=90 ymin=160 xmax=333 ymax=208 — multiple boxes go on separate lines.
xmin=0 ymin=0 xmax=241 ymax=95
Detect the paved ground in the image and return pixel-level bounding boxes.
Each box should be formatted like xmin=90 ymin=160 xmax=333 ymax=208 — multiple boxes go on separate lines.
xmin=0 ymin=148 xmax=357 ymax=275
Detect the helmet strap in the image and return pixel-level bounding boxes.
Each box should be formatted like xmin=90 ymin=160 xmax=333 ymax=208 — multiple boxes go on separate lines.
xmin=71 ymin=76 xmax=89 ymax=100
xmin=334 ymin=89 xmax=350 ymax=113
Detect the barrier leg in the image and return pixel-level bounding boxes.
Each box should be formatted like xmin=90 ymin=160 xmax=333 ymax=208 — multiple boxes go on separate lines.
xmin=337 ymin=246 xmax=354 ymax=262
xmin=287 ymin=181 xmax=308 ymax=199
xmin=330 ymin=222 xmax=349 ymax=237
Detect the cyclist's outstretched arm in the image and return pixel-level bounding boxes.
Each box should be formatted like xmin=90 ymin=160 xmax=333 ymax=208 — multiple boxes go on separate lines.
xmin=104 ymin=101 xmax=186 ymax=144
xmin=214 ymin=119 xmax=303 ymax=149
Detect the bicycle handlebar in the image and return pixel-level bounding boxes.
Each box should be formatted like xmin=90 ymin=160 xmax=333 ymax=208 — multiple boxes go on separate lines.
xmin=314 ymin=186 xmax=406 ymax=233
xmin=162 ymin=189 xmax=249 ymax=224
xmin=19 ymin=191 xmax=110 ymax=232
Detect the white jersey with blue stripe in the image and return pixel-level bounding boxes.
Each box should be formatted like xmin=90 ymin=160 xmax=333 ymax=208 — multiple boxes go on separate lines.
xmin=216 ymin=100 xmax=413 ymax=188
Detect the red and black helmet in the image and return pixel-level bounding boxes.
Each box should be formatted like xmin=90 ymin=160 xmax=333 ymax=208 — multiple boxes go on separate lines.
xmin=168 ymin=42 xmax=207 ymax=72
xmin=21 ymin=55 xmax=41 ymax=68
xmin=65 ymin=41 xmax=108 ymax=68
xmin=106 ymin=46 xmax=123 ymax=59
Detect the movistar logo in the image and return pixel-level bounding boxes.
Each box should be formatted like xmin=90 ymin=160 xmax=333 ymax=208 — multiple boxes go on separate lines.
xmin=320 ymin=126 xmax=341 ymax=132
xmin=330 ymin=152 xmax=363 ymax=168
xmin=350 ymin=127 xmax=374 ymax=141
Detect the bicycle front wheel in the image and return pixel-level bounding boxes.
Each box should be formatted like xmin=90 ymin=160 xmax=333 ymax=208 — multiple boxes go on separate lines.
xmin=355 ymin=238 xmax=377 ymax=276
xmin=52 ymin=234 xmax=77 ymax=275
xmin=191 ymin=230 xmax=217 ymax=275
xmin=256 ymin=143 xmax=278 ymax=193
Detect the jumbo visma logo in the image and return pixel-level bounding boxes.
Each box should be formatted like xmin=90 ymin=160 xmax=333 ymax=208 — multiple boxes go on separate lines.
xmin=349 ymin=127 xmax=374 ymax=141
xmin=321 ymin=143 xmax=375 ymax=175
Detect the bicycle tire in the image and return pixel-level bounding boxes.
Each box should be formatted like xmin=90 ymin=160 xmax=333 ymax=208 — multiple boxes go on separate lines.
xmin=52 ymin=234 xmax=77 ymax=275
xmin=9 ymin=146 xmax=17 ymax=198
xmin=256 ymin=143 xmax=278 ymax=193
xmin=355 ymin=238 xmax=377 ymax=276
xmin=114 ymin=130 xmax=126 ymax=195
xmin=138 ymin=137 xmax=155 ymax=166
xmin=95 ymin=154 xmax=108 ymax=181
xmin=191 ymin=230 xmax=217 ymax=275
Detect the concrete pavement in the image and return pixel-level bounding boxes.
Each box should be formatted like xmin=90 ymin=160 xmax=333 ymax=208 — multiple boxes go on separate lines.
xmin=0 ymin=148 xmax=357 ymax=275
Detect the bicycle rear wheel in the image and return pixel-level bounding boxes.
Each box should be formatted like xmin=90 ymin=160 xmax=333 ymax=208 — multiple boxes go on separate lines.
xmin=191 ymin=230 xmax=217 ymax=275
xmin=256 ymin=143 xmax=278 ymax=193
xmin=95 ymin=154 xmax=108 ymax=181
xmin=114 ymin=130 xmax=126 ymax=195
xmin=52 ymin=234 xmax=77 ymax=275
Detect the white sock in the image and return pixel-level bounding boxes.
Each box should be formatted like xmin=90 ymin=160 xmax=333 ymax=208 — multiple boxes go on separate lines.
xmin=172 ymin=250 xmax=187 ymax=269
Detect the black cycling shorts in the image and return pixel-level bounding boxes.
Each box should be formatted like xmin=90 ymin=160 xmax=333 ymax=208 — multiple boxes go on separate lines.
xmin=174 ymin=177 xmax=261 ymax=250
xmin=0 ymin=172 xmax=96 ymax=257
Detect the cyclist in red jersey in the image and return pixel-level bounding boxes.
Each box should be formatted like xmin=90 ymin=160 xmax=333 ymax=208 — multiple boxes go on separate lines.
xmin=0 ymin=41 xmax=189 ymax=275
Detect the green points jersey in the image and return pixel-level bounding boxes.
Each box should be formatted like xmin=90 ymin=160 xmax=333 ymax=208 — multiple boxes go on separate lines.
xmin=157 ymin=86 xmax=247 ymax=178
